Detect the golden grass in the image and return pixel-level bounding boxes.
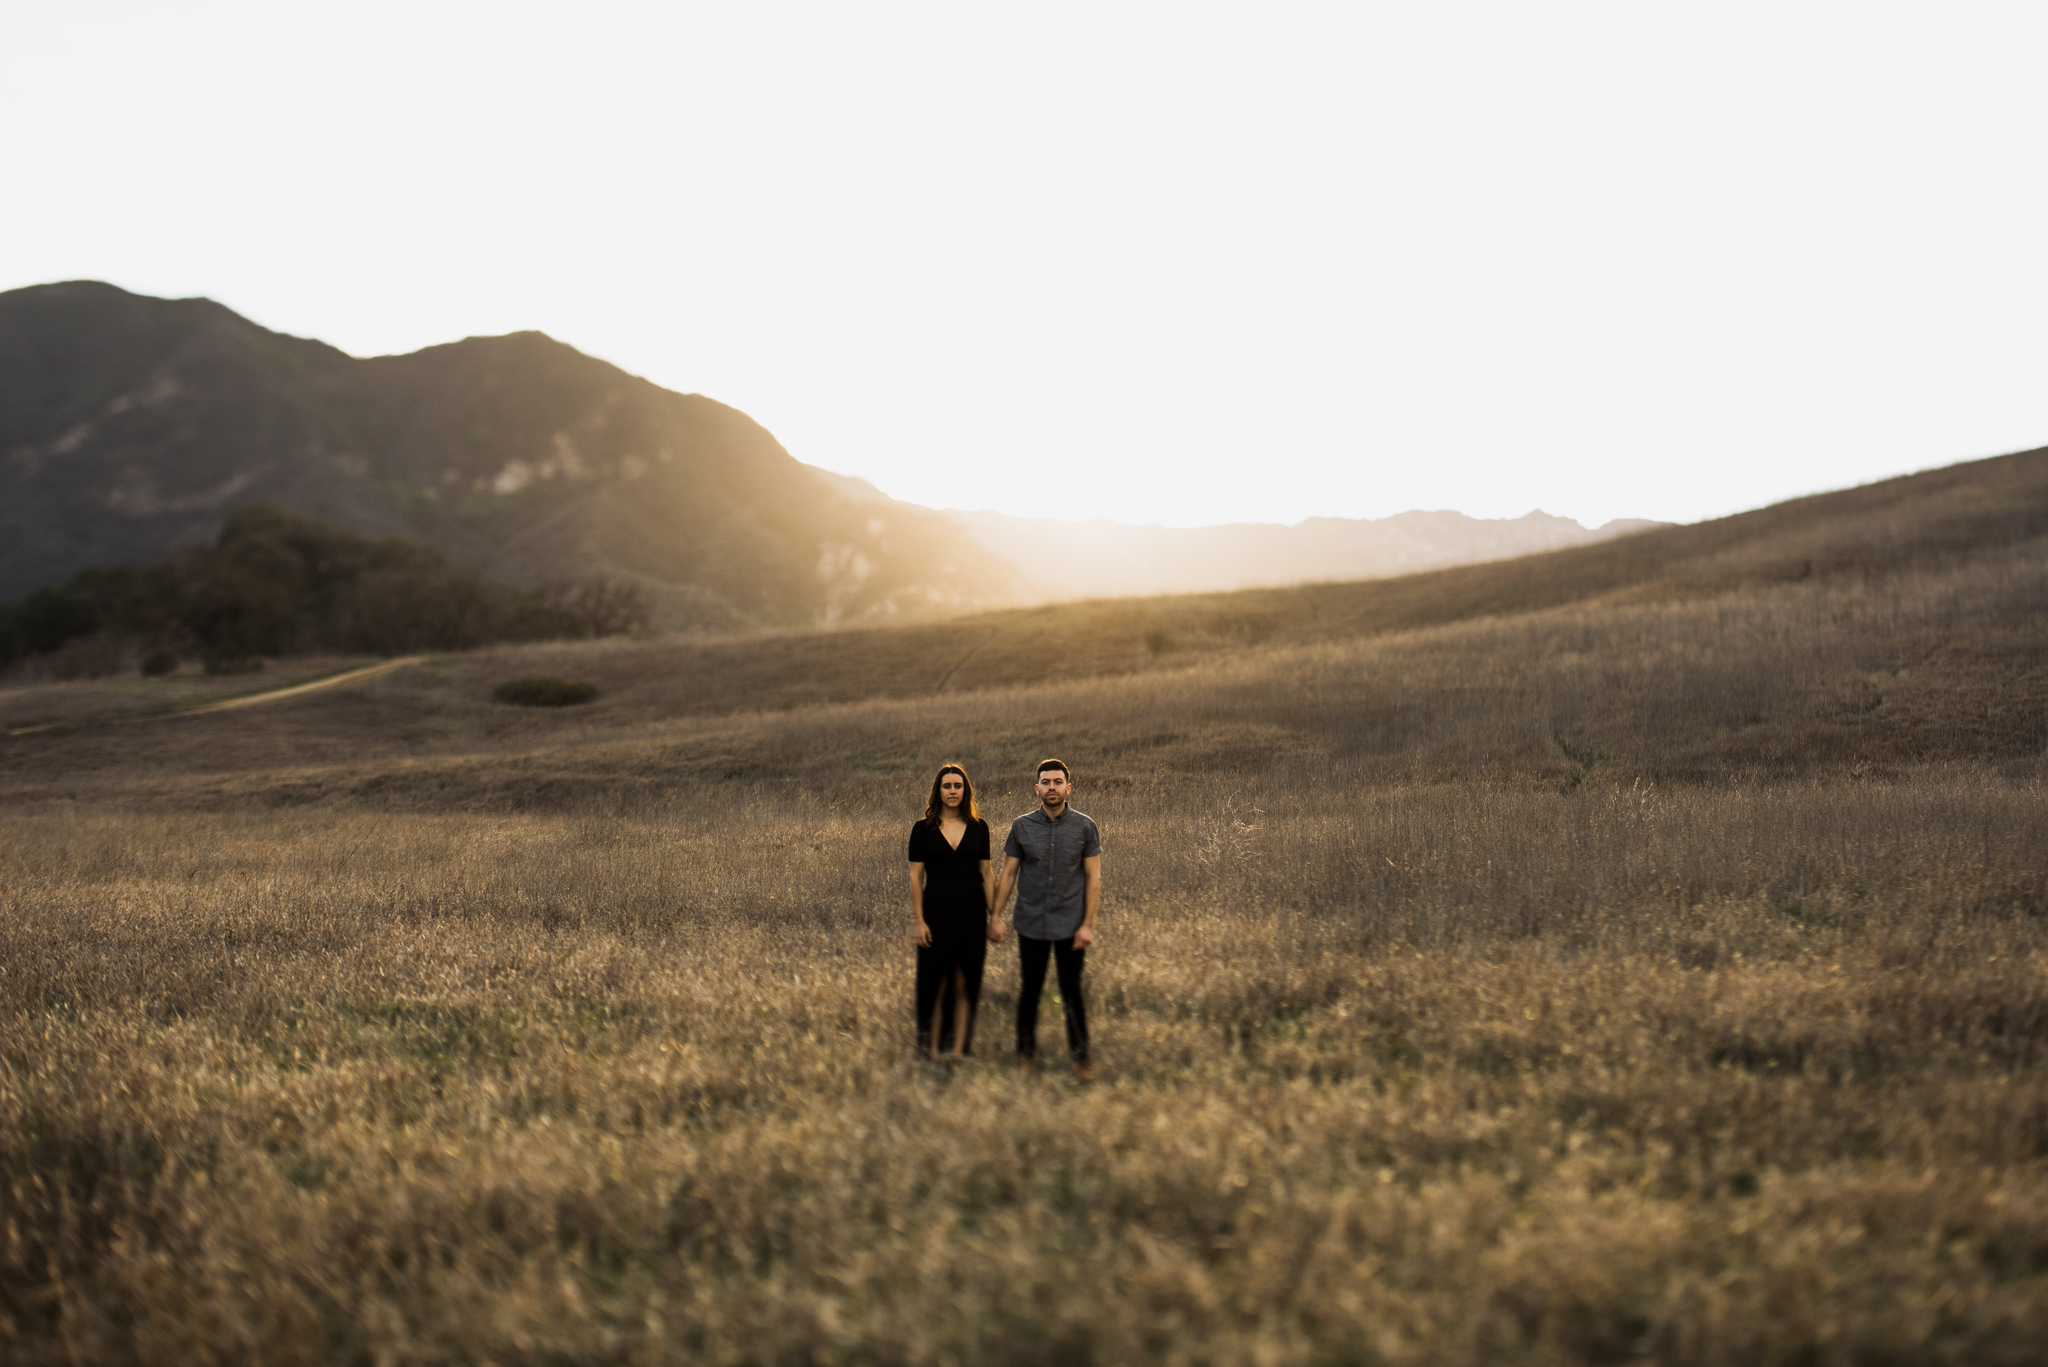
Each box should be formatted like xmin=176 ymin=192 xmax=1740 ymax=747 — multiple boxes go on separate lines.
xmin=1 ymin=451 xmax=2045 ymax=1363
xmin=3 ymin=776 xmax=2044 ymax=1364
xmin=0 ymin=657 xmax=373 ymax=734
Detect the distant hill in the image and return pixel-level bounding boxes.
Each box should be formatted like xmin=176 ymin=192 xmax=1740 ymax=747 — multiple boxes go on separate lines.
xmin=9 ymin=444 xmax=2040 ymax=782
xmin=937 ymin=504 xmax=1666 ymax=600
xmin=0 ymin=282 xmax=1026 ymax=627
xmin=460 ymin=444 xmax=2048 ymax=729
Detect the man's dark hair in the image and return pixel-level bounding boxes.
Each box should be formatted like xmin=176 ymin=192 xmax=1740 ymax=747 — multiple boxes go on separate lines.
xmin=1036 ymin=758 xmax=1071 ymax=780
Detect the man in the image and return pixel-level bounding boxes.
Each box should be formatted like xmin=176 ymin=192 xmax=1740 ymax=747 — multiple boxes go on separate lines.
xmin=989 ymin=758 xmax=1102 ymax=1078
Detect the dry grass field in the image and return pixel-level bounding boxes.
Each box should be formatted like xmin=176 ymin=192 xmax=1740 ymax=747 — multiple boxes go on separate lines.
xmin=2 ymin=450 xmax=2046 ymax=1364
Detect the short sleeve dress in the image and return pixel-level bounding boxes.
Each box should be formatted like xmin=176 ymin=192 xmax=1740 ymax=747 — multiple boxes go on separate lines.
xmin=908 ymin=817 xmax=991 ymax=1052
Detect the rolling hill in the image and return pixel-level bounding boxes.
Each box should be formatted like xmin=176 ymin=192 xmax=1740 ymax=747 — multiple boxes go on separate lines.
xmin=2 ymin=432 xmax=2044 ymax=1364
xmin=3 ymin=440 xmax=2042 ymax=795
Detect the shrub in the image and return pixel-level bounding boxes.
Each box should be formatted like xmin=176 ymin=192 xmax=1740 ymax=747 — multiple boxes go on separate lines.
xmin=14 ymin=584 xmax=103 ymax=655
xmin=2 ymin=505 xmax=630 ymax=673
xmin=494 ymin=676 xmax=598 ymax=707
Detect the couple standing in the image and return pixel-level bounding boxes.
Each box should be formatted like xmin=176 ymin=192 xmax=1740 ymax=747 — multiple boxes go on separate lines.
xmin=906 ymin=758 xmax=1100 ymax=1078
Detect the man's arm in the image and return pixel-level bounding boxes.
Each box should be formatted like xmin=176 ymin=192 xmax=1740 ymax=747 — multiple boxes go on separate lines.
xmin=1074 ymin=853 xmax=1102 ymax=948
xmin=989 ymin=855 xmax=1021 ymax=943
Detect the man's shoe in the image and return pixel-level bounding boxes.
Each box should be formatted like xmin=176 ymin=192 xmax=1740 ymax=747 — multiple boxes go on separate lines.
xmin=1074 ymin=1060 xmax=1095 ymax=1082
xmin=1016 ymin=1056 xmax=1037 ymax=1075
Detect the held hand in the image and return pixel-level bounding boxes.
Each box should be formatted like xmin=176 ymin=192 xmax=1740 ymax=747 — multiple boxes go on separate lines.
xmin=915 ymin=921 xmax=932 ymax=948
xmin=987 ymin=918 xmax=1007 ymax=945
xmin=1073 ymin=925 xmax=1095 ymax=949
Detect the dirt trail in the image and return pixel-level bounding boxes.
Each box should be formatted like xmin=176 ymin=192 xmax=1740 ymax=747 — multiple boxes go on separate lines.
xmin=4 ymin=657 xmax=425 ymax=736
xmin=173 ymin=657 xmax=426 ymax=715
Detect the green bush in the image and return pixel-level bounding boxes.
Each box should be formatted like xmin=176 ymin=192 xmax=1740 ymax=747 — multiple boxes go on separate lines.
xmin=493 ymin=676 xmax=598 ymax=707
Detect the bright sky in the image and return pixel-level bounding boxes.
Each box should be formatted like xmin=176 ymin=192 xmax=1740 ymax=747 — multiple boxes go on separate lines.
xmin=5 ymin=2 xmax=2047 ymax=529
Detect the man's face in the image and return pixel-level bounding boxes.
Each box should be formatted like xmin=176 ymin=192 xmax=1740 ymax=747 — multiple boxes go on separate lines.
xmin=939 ymin=774 xmax=965 ymax=809
xmin=1035 ymin=769 xmax=1071 ymax=811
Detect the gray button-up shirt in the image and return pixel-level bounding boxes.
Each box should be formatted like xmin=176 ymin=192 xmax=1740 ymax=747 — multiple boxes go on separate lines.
xmin=1003 ymin=807 xmax=1101 ymax=940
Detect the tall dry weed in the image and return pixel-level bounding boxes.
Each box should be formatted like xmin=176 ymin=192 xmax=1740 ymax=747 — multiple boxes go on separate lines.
xmin=1 ymin=457 xmax=2045 ymax=1362
xmin=2 ymin=765 xmax=2044 ymax=1364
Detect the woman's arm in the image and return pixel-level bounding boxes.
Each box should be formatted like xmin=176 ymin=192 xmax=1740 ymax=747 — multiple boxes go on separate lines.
xmin=978 ymin=859 xmax=996 ymax=920
xmin=908 ymin=862 xmax=930 ymax=947
xmin=989 ymin=855 xmax=1021 ymax=944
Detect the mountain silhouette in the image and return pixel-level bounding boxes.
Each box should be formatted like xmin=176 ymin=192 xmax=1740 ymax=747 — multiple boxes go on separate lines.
xmin=939 ymin=507 xmax=1666 ymax=600
xmin=0 ymin=282 xmax=1024 ymax=626
xmin=817 ymin=469 xmax=1664 ymax=600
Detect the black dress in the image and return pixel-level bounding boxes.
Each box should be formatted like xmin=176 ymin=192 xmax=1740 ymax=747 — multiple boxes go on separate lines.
xmin=909 ymin=817 xmax=991 ymax=1053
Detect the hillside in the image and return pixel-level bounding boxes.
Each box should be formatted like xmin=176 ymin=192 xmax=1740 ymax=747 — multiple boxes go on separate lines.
xmin=3 ymin=442 xmax=2042 ymax=795
xmin=1 ymin=442 xmax=2044 ymax=1363
xmin=0 ymin=281 xmax=1024 ymax=626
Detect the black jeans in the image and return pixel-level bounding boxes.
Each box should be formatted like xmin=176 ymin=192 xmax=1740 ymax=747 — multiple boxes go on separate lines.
xmin=1016 ymin=934 xmax=1088 ymax=1062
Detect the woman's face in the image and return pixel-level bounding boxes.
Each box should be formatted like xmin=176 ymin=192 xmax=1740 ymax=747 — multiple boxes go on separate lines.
xmin=939 ymin=773 xmax=966 ymax=810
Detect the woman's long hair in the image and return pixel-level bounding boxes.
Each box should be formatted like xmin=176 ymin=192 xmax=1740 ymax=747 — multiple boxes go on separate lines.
xmin=922 ymin=763 xmax=980 ymax=827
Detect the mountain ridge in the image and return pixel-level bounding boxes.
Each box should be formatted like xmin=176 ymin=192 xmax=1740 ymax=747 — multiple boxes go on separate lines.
xmin=6 ymin=281 xmax=1671 ymax=620
xmin=0 ymin=281 xmax=1025 ymax=626
xmin=812 ymin=467 xmax=1665 ymax=599
xmin=938 ymin=505 xmax=1667 ymax=599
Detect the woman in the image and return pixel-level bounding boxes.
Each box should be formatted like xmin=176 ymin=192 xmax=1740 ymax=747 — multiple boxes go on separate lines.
xmin=907 ymin=763 xmax=996 ymax=1062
